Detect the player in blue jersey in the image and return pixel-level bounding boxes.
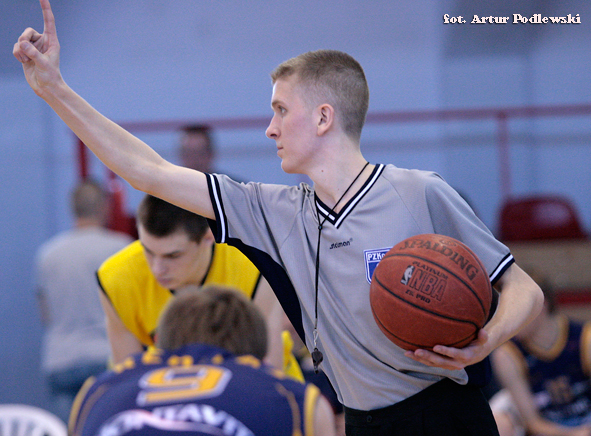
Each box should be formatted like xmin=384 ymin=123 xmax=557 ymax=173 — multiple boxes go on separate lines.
xmin=69 ymin=285 xmax=336 ymax=435
xmin=490 ymin=272 xmax=591 ymax=436
xmin=15 ymin=3 xmax=544 ymax=434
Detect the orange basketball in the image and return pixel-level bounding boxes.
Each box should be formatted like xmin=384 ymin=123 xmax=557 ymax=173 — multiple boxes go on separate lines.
xmin=369 ymin=234 xmax=492 ymax=351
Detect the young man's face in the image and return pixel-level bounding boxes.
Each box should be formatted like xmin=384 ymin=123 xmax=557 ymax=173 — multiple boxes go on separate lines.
xmin=266 ymin=75 xmax=319 ymax=174
xmin=138 ymin=225 xmax=214 ymax=290
xmin=179 ymin=131 xmax=213 ymax=173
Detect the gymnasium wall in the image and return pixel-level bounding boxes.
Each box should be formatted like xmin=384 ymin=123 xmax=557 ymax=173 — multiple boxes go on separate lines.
xmin=0 ymin=0 xmax=590 ymax=413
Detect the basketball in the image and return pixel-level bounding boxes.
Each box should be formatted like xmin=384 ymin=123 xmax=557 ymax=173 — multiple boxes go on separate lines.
xmin=369 ymin=234 xmax=492 ymax=351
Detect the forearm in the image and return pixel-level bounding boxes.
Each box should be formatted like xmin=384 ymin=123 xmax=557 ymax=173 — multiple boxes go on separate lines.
xmin=485 ymin=263 xmax=544 ymax=350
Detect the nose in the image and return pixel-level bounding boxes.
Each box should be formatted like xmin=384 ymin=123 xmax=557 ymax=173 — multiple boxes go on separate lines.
xmin=266 ymin=115 xmax=279 ymax=139
xmin=150 ymin=257 xmax=167 ymax=276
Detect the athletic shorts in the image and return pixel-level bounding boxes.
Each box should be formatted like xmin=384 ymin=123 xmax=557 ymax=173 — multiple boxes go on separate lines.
xmin=344 ymin=378 xmax=500 ymax=436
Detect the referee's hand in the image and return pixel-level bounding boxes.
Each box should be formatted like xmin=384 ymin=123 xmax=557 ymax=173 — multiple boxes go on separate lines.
xmin=13 ymin=0 xmax=63 ymax=99
xmin=404 ymin=329 xmax=490 ymax=370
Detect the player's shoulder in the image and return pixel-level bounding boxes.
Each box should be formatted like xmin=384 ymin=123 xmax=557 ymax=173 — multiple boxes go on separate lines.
xmin=35 ymin=229 xmax=77 ymax=260
xmin=97 ymin=240 xmax=149 ymax=290
xmin=214 ymin=243 xmax=257 ymax=269
xmin=99 ymin=240 xmax=144 ymax=271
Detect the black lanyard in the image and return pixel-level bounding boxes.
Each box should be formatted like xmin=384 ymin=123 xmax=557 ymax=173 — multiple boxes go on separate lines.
xmin=312 ymin=161 xmax=369 ymax=373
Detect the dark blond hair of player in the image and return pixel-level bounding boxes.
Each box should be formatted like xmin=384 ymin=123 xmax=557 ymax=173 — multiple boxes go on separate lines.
xmin=156 ymin=285 xmax=268 ymax=360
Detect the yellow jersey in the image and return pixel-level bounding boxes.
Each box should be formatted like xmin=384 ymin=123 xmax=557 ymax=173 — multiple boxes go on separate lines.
xmin=97 ymin=240 xmax=304 ymax=382
xmin=97 ymin=240 xmax=260 ymax=346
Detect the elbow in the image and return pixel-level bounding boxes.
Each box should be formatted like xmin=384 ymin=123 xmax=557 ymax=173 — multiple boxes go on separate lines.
xmin=126 ymin=160 xmax=167 ymax=195
xmin=530 ymin=281 xmax=545 ymax=320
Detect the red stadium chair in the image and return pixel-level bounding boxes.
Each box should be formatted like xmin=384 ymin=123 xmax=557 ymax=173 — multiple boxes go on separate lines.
xmin=498 ymin=195 xmax=587 ymax=242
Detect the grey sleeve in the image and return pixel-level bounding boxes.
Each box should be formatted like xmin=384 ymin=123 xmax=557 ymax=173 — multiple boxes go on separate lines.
xmin=206 ymin=174 xmax=302 ymax=263
xmin=424 ymin=173 xmax=513 ymax=283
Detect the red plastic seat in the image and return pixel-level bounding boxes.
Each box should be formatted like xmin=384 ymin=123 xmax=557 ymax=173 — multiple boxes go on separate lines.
xmin=498 ymin=195 xmax=587 ymax=242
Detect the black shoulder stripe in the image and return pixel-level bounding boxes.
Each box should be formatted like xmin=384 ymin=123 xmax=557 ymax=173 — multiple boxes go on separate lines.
xmin=206 ymin=173 xmax=228 ymax=243
xmin=490 ymin=253 xmax=514 ymax=285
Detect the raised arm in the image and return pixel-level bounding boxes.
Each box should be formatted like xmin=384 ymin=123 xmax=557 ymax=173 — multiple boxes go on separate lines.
xmin=13 ymin=0 xmax=214 ymax=219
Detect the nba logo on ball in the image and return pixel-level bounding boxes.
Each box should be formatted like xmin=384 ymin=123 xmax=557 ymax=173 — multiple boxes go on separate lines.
xmin=369 ymin=234 xmax=492 ymax=351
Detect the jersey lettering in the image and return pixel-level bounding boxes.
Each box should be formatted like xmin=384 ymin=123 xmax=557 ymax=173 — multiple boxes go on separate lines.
xmin=137 ymin=364 xmax=232 ymax=406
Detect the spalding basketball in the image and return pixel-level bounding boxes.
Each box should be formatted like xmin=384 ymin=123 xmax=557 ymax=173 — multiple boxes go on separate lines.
xmin=369 ymin=234 xmax=492 ymax=351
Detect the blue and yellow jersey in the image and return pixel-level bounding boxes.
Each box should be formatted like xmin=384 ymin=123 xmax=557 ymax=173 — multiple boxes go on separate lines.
xmin=70 ymin=344 xmax=320 ymax=436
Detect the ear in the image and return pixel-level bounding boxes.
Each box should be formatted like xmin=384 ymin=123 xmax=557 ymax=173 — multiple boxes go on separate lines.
xmin=200 ymin=228 xmax=216 ymax=247
xmin=316 ymin=104 xmax=335 ymax=136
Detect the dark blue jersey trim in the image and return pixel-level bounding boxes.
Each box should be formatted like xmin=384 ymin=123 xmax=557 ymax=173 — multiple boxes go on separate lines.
xmin=491 ymin=253 xmax=514 ymax=286
xmin=205 ymin=174 xmax=306 ymax=344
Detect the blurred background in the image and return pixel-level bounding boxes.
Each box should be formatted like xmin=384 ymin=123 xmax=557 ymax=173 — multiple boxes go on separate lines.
xmin=1 ymin=0 xmax=589 ymax=413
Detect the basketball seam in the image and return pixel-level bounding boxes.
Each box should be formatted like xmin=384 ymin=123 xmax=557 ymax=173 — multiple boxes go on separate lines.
xmin=370 ymin=300 xmax=476 ymax=350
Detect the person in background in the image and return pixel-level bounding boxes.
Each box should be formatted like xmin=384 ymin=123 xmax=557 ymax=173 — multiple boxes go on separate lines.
xmin=69 ymin=285 xmax=336 ymax=435
xmin=35 ymin=179 xmax=132 ymax=422
xmin=178 ymin=124 xmax=215 ymax=173
xmin=97 ymin=194 xmax=295 ymax=381
xmin=490 ymin=271 xmax=591 ymax=436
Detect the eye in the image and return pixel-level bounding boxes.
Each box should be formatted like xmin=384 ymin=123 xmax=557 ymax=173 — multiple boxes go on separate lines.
xmin=278 ymin=106 xmax=286 ymax=115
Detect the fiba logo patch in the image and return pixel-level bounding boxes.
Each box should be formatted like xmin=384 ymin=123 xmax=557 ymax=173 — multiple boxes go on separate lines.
xmin=364 ymin=247 xmax=391 ymax=284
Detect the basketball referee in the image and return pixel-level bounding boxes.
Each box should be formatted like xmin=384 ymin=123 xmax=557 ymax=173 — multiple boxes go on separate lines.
xmin=14 ymin=2 xmax=543 ymax=434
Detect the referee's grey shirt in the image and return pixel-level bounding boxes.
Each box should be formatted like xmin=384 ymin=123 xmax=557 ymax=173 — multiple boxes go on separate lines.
xmin=206 ymin=163 xmax=513 ymax=411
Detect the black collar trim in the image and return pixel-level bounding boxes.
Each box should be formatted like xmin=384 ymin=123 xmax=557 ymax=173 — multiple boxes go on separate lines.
xmin=315 ymin=164 xmax=385 ymax=228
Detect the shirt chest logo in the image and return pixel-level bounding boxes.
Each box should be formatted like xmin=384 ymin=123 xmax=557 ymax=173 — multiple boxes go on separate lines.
xmin=329 ymin=238 xmax=352 ymax=249
xmin=364 ymin=247 xmax=392 ymax=284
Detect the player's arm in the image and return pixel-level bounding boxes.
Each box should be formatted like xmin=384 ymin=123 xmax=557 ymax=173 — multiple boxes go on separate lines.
xmin=13 ymin=0 xmax=213 ymax=219
xmin=491 ymin=344 xmax=591 ymax=436
xmin=98 ymin=290 xmax=143 ymax=365
xmin=252 ymin=277 xmax=285 ymax=371
xmin=406 ymin=263 xmax=544 ymax=370
xmin=313 ymin=394 xmax=337 ymax=436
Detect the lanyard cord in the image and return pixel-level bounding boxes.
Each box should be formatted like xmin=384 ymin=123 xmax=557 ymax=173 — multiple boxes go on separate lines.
xmin=312 ymin=161 xmax=369 ymax=373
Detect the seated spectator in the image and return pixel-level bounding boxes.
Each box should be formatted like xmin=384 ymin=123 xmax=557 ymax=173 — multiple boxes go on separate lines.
xmin=490 ymin=271 xmax=591 ymax=436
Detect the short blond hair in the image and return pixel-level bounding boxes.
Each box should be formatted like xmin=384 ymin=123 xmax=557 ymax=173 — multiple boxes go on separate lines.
xmin=156 ymin=285 xmax=268 ymax=359
xmin=271 ymin=49 xmax=369 ymax=141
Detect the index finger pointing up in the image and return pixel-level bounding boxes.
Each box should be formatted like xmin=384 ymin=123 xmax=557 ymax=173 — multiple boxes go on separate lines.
xmin=40 ymin=0 xmax=57 ymax=38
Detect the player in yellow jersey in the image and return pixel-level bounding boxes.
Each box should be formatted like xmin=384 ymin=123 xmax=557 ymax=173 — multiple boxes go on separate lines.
xmin=97 ymin=194 xmax=301 ymax=380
